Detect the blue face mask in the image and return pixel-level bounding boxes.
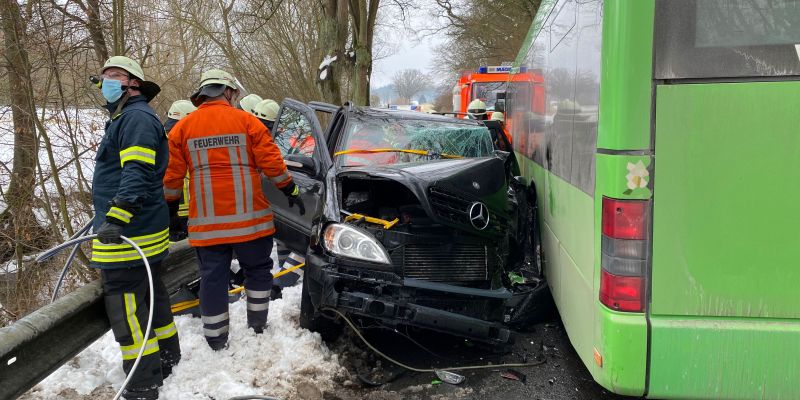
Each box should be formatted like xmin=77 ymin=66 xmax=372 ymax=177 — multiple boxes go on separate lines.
xmin=102 ymin=78 xmax=124 ymax=103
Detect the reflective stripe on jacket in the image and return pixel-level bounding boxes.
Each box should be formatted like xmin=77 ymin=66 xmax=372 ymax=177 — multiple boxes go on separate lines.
xmin=163 ymin=100 xmax=292 ymax=247
xmin=91 ymin=96 xmax=170 ymax=269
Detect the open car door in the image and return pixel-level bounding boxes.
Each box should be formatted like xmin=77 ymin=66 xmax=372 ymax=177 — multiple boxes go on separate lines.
xmin=261 ymin=98 xmax=332 ymax=254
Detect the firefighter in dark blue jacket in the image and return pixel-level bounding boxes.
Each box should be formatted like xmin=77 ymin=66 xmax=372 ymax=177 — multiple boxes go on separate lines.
xmin=91 ymin=56 xmax=180 ymax=400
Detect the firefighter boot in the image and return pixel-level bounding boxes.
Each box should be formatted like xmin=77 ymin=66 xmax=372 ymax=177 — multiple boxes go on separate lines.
xmin=121 ymin=386 xmax=159 ymax=400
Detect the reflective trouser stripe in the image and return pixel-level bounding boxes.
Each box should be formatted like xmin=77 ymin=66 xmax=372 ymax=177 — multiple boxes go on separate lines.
xmin=154 ymin=322 xmax=178 ymax=340
xmin=247 ymin=302 xmax=269 ymax=311
xmin=202 ymin=312 xmax=229 ymax=324
xmin=246 ymin=289 xmax=269 ymax=299
xmin=189 ymin=220 xmax=274 ymax=241
xmin=120 ymin=293 xmax=161 ymax=360
xmin=120 ymin=337 xmax=160 ymax=360
xmin=204 ymin=325 xmax=229 ymax=337
xmin=202 ymin=312 xmax=230 ymax=338
xmin=124 ymin=293 xmax=143 ymax=344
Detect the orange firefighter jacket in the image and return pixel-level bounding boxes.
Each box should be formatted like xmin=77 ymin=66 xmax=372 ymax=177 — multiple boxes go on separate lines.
xmin=163 ymin=100 xmax=293 ymax=247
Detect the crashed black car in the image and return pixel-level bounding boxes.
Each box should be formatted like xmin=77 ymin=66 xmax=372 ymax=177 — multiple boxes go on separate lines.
xmin=262 ymin=99 xmax=544 ymax=344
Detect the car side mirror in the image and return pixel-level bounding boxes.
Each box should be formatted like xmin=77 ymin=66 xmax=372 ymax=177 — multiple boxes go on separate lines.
xmin=284 ymin=153 xmax=318 ymax=176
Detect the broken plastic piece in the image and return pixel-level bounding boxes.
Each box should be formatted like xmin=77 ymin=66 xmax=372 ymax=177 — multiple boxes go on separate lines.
xmin=508 ymin=271 xmax=526 ymax=285
xmin=500 ymin=369 xmax=527 ymax=384
xmin=435 ymin=370 xmax=465 ymax=385
xmin=431 ymin=379 xmax=443 ymax=385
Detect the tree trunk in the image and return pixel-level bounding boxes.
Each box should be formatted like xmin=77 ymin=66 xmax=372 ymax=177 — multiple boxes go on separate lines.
xmin=112 ymin=0 xmax=125 ymax=55
xmin=317 ymin=0 xmax=348 ymax=104
xmin=349 ymin=0 xmax=378 ymax=106
xmin=0 ymin=0 xmax=43 ymax=264
xmin=86 ymin=0 xmax=109 ymax=61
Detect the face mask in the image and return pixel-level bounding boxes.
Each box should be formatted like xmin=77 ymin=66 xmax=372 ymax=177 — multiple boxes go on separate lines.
xmin=102 ymin=78 xmax=124 ymax=103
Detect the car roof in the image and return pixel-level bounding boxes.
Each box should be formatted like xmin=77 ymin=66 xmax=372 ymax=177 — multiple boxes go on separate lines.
xmin=350 ymin=106 xmax=486 ymax=126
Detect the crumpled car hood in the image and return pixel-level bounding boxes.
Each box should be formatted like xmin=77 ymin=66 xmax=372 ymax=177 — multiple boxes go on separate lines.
xmin=336 ymin=156 xmax=507 ymax=199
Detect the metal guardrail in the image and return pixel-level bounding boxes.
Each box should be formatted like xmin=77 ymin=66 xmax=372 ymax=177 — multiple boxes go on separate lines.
xmin=0 ymin=242 xmax=198 ymax=399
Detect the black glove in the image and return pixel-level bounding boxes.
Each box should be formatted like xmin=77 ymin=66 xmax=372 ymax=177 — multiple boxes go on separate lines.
xmin=281 ymin=183 xmax=306 ymax=215
xmin=97 ymin=221 xmax=124 ymax=244
xmin=167 ymin=200 xmax=180 ymax=220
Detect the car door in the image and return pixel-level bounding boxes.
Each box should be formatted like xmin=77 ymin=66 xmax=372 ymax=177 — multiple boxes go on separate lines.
xmin=261 ymin=98 xmax=331 ymax=254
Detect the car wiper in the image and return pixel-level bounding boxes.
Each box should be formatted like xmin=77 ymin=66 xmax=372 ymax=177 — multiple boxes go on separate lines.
xmin=334 ymin=148 xmax=462 ymax=159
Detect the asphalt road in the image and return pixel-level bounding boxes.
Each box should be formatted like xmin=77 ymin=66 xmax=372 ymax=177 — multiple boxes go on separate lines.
xmin=322 ymin=300 xmax=637 ymax=400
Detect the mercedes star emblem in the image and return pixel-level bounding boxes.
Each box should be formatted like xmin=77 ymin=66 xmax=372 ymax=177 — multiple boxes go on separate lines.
xmin=468 ymin=202 xmax=490 ymax=230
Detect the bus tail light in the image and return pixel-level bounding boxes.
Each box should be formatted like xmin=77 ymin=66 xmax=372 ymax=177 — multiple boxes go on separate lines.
xmin=600 ymin=197 xmax=650 ymax=312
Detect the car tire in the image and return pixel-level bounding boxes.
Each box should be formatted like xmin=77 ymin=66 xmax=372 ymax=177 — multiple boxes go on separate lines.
xmin=299 ymin=275 xmax=343 ymax=342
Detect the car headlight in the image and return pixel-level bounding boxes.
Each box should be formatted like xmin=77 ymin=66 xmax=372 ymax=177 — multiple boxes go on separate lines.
xmin=322 ymin=223 xmax=391 ymax=264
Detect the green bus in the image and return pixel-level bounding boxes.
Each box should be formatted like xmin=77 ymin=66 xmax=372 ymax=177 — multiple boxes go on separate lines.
xmin=506 ymin=0 xmax=800 ymax=398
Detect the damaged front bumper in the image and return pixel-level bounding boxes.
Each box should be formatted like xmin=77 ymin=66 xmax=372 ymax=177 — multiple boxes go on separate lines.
xmin=305 ymin=253 xmax=514 ymax=344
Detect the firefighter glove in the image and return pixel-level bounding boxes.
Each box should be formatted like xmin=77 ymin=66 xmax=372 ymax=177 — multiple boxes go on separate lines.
xmin=282 ymin=183 xmax=305 ymax=215
xmin=97 ymin=221 xmax=124 ymax=244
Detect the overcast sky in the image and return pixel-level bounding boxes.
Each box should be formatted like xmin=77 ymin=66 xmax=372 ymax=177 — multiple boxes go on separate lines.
xmin=371 ymin=35 xmax=444 ymax=88
xmin=370 ymin=5 xmax=447 ymax=88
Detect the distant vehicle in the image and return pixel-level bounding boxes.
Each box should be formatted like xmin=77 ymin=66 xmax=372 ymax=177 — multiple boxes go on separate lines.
xmin=261 ymin=99 xmax=546 ymax=344
xmin=453 ymin=66 xmax=545 ymax=121
xmin=507 ymin=0 xmax=800 ymax=398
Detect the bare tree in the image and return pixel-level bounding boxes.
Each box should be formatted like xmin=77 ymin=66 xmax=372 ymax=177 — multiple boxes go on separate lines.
xmin=0 ymin=0 xmax=48 ymax=263
xmin=391 ymin=68 xmax=430 ymax=101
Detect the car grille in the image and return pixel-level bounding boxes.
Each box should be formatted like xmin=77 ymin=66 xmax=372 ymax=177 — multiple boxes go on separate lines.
xmin=397 ymin=243 xmax=490 ymax=282
xmin=428 ymin=187 xmax=507 ymax=234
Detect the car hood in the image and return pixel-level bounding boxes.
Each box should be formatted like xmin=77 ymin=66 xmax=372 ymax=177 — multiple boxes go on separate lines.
xmin=337 ymin=156 xmax=507 ymax=198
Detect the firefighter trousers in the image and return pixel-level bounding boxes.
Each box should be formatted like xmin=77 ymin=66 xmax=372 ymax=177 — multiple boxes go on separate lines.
xmin=274 ymin=240 xmax=303 ymax=288
xmin=101 ymin=264 xmax=181 ymax=390
xmin=195 ymin=235 xmax=273 ymax=348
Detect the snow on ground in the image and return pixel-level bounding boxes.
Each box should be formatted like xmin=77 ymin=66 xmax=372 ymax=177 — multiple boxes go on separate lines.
xmin=21 ymin=250 xmax=343 ymax=400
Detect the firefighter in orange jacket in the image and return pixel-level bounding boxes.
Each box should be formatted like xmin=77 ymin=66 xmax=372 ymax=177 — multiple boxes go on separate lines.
xmin=163 ymin=69 xmax=304 ymax=350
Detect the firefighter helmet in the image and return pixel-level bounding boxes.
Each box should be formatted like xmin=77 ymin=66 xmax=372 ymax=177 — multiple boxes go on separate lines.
xmin=167 ymin=100 xmax=197 ymax=120
xmin=467 ymin=99 xmax=487 ymax=117
xmin=239 ymin=93 xmax=263 ymax=115
xmin=490 ymin=111 xmax=505 ymax=122
xmin=254 ymin=99 xmax=280 ymax=122
xmin=101 ymin=56 xmax=161 ymax=101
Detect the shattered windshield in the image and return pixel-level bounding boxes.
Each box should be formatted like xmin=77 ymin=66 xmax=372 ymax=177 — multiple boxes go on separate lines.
xmin=336 ymin=117 xmax=494 ymax=167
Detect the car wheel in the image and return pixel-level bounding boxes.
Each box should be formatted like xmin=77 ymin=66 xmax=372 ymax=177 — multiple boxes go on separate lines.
xmin=299 ymin=275 xmax=343 ymax=342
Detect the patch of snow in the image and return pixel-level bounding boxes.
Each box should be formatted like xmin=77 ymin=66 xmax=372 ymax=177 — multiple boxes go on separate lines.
xmin=319 ymin=68 xmax=329 ymax=81
xmin=21 ymin=248 xmax=342 ymax=400
xmin=318 ymin=55 xmax=338 ymax=71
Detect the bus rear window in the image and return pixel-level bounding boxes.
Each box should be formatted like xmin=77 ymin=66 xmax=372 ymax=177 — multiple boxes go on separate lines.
xmin=655 ymin=0 xmax=800 ymax=79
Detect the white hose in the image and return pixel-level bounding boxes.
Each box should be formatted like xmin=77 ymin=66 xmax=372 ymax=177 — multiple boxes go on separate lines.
xmin=37 ymin=234 xmax=155 ymax=400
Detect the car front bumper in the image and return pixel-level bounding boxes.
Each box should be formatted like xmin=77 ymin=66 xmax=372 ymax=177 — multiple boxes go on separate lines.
xmin=304 ymin=253 xmax=513 ymax=344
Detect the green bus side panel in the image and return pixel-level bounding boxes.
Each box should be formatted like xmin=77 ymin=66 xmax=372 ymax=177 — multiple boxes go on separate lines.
xmin=648 ymin=316 xmax=800 ymax=400
xmin=596 ymin=307 xmax=648 ymax=396
xmin=513 ymin=0 xmax=558 ymax=68
xmin=594 ymin=153 xmax=649 ymax=396
xmin=652 ymin=82 xmax=800 ymax=319
xmin=520 ymin=158 xmax=596 ymax=377
xmin=597 ymin=0 xmax=654 ymax=151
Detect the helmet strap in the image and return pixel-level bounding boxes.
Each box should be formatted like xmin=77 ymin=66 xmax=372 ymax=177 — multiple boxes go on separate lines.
xmin=111 ymin=92 xmax=132 ymax=119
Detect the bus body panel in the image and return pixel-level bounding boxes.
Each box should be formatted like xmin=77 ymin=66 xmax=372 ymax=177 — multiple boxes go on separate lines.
xmin=597 ymin=0 xmax=654 ymax=151
xmin=652 ymin=82 xmax=800 ymax=319
xmin=648 ymin=316 xmax=800 ymax=400
xmin=648 ymin=81 xmax=800 ymax=398
xmin=593 ymin=153 xmax=651 ymax=394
